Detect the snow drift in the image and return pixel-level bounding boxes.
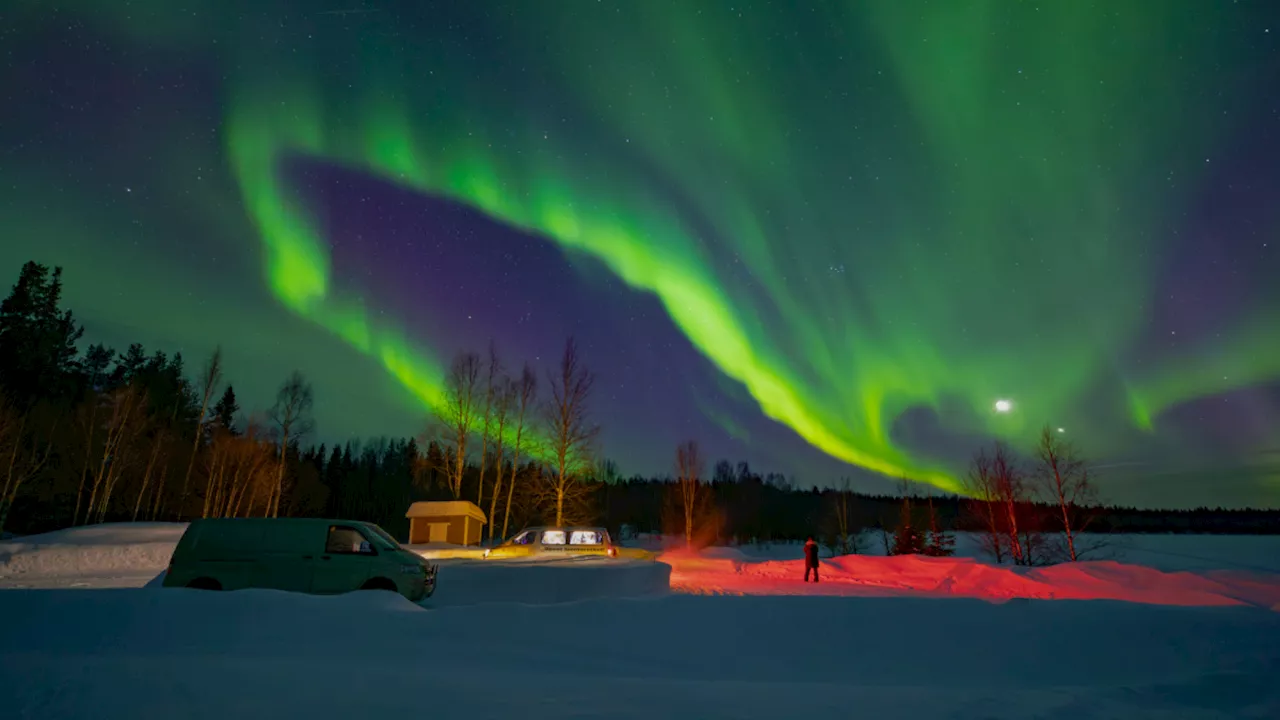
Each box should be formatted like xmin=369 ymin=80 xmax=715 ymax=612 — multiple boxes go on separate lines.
xmin=3 ymin=524 xmax=1280 ymax=717
xmin=427 ymin=557 xmax=671 ymax=606
xmin=1 ymin=587 xmax=1278 ymax=719
xmin=0 ymin=524 xmax=672 ymax=604
xmin=659 ymin=549 xmax=1280 ymax=609
xmin=0 ymin=523 xmax=185 ymax=587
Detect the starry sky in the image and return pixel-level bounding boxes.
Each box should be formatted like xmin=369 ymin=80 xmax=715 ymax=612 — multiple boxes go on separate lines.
xmin=3 ymin=0 xmax=1278 ymax=508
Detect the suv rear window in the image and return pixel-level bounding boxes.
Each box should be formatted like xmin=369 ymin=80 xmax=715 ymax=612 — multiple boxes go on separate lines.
xmin=569 ymin=530 xmax=602 ymax=545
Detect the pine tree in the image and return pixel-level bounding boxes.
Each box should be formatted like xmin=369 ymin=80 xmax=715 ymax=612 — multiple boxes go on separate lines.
xmin=923 ymin=496 xmax=956 ymax=557
xmin=0 ymin=261 xmax=84 ymax=406
xmin=111 ymin=343 xmax=148 ymax=387
xmin=891 ymin=493 xmax=926 ymax=555
xmin=213 ymin=385 xmax=240 ymax=435
xmin=81 ymin=344 xmax=114 ymax=389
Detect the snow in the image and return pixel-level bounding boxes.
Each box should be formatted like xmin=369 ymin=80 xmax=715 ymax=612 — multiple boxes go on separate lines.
xmin=2 ymin=523 xmax=1280 ymax=718
xmin=660 ymin=551 xmax=1280 ymax=608
xmin=2 ymin=587 xmax=1279 ymax=718
xmin=426 ymin=557 xmax=671 ymax=607
xmin=403 ymin=542 xmax=487 ymax=559
xmin=0 ymin=523 xmax=185 ymax=588
xmin=636 ymin=531 xmax=1280 ymax=573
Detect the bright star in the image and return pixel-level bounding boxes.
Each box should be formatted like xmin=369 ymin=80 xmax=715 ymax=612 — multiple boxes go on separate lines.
xmin=994 ymin=399 xmax=1012 ymax=413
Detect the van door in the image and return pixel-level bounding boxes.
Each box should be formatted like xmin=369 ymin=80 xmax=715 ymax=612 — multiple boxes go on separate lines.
xmin=311 ymin=524 xmax=377 ymax=594
xmin=249 ymin=523 xmax=318 ymax=593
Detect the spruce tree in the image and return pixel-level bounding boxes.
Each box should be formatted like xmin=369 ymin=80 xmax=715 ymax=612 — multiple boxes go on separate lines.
xmin=81 ymin=343 xmax=115 ymax=389
xmin=891 ymin=494 xmax=926 ymax=555
xmin=923 ymin=496 xmax=956 ymax=557
xmin=0 ymin=261 xmax=83 ymax=406
xmin=213 ymin=385 xmax=240 ymax=435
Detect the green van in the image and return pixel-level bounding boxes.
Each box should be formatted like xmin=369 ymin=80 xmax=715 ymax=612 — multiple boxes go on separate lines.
xmin=162 ymin=518 xmax=438 ymax=602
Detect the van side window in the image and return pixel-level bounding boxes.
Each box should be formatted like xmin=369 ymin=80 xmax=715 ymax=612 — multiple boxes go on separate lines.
xmin=512 ymin=531 xmax=532 ymax=545
xmin=327 ymin=525 xmax=374 ymax=555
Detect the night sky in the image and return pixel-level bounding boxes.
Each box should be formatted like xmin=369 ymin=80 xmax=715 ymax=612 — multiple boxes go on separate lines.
xmin=3 ymin=1 xmax=1278 ymax=508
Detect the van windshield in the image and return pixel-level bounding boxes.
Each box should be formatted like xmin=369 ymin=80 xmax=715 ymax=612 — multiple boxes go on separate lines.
xmin=363 ymin=524 xmax=401 ymax=551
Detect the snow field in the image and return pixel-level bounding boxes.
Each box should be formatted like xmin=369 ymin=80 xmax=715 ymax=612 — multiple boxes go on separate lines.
xmin=427 ymin=556 xmax=671 ymax=607
xmin=4 ymin=524 xmax=1280 ymax=609
xmin=1 ymin=586 xmax=1278 ymax=719
xmin=0 ymin=523 xmax=185 ymax=588
xmin=658 ymin=550 xmax=1280 ymax=608
xmin=1 ymin=523 xmax=1280 ymax=718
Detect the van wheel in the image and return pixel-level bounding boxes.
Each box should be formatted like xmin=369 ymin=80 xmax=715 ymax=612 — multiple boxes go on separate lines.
xmin=187 ymin=577 xmax=222 ymax=591
xmin=360 ymin=578 xmax=396 ymax=592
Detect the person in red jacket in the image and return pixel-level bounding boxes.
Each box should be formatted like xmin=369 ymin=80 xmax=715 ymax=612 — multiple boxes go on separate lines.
xmin=803 ymin=537 xmax=820 ymax=582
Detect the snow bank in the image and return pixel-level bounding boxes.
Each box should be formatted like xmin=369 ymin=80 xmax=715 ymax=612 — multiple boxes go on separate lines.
xmin=404 ymin=543 xmax=488 ymax=560
xmin=0 ymin=523 xmax=672 ymax=605
xmin=651 ymin=532 xmax=1280 ymax=570
xmin=409 ymin=543 xmax=658 ymax=561
xmin=427 ymin=557 xmax=672 ymax=607
xmin=660 ymin=550 xmax=1280 ymax=608
xmin=0 ymin=523 xmax=185 ymax=587
xmin=8 ymin=522 xmax=1279 ymax=610
xmin=1 ymin=587 xmax=1278 ymax=719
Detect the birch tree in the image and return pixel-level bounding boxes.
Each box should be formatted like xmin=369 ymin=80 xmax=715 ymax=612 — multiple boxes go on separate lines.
xmin=71 ymin=395 xmax=100 ymax=526
xmin=438 ymin=352 xmax=482 ymax=500
xmin=502 ymin=363 xmax=537 ymax=539
xmin=475 ymin=343 xmax=502 ymax=512
xmin=268 ymin=370 xmax=313 ymax=518
xmin=180 ymin=346 xmax=222 ymax=515
xmin=1034 ymin=426 xmax=1098 ymax=561
xmin=990 ymin=442 xmax=1031 ymax=565
xmin=133 ymin=395 xmax=183 ymax=521
xmin=963 ymin=448 xmax=1005 ymax=564
xmin=0 ymin=399 xmax=55 ymax=532
xmin=675 ymin=439 xmax=705 ymax=547
xmin=485 ymin=376 xmax=515 ymax=543
xmin=202 ymin=423 xmax=276 ymax=518
xmin=540 ymin=338 xmax=597 ymax=526
xmin=133 ymin=424 xmax=169 ymax=521
xmin=85 ymin=384 xmax=146 ymax=524
xmin=829 ymin=477 xmax=858 ymax=555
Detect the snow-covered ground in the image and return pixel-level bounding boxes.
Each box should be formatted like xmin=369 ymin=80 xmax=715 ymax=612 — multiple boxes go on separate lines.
xmin=3 ymin=585 xmax=1279 ymax=718
xmin=660 ymin=548 xmax=1280 ymax=608
xmin=633 ymin=530 xmax=1280 ymax=573
xmin=2 ymin=523 xmax=1279 ymax=718
xmin=0 ymin=523 xmax=183 ymax=589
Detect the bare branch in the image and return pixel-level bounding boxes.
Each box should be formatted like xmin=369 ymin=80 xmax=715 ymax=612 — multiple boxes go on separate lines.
xmin=540 ymin=337 xmax=599 ymax=526
xmin=1034 ymin=426 xmax=1101 ymax=562
xmin=675 ymin=439 xmax=705 ymax=547
xmin=434 ymin=351 xmax=482 ymax=500
xmin=180 ymin=346 xmax=223 ymax=515
xmin=502 ymin=363 xmax=537 ymax=539
xmin=268 ymin=370 xmax=313 ymax=517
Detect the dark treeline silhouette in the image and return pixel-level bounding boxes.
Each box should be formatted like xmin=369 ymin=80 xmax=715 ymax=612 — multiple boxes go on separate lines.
xmin=2 ymin=261 xmax=1277 ymax=551
xmin=595 ymin=470 xmax=1280 ymax=543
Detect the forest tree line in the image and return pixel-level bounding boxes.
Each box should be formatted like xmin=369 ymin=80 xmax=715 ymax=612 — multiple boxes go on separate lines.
xmin=1 ymin=261 xmax=1276 ymax=558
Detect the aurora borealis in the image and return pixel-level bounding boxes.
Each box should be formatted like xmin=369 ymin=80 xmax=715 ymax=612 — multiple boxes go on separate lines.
xmin=3 ymin=1 xmax=1278 ymax=506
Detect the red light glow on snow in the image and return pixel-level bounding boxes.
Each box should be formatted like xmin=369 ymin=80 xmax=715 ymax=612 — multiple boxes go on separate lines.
xmin=656 ymin=551 xmax=1280 ymax=609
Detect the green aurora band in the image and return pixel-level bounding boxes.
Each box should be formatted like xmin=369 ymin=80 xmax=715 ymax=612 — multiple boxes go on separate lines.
xmin=14 ymin=0 xmax=1280 ymax=492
